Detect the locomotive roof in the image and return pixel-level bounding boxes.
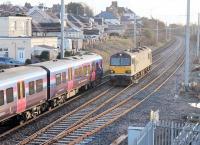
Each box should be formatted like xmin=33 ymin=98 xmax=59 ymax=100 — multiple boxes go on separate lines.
xmin=111 ymin=46 xmax=152 ymax=58
xmin=0 ymin=66 xmax=46 ymax=87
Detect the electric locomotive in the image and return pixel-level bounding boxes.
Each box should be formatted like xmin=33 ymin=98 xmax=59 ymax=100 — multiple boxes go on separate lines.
xmin=110 ymin=47 xmax=152 ymax=86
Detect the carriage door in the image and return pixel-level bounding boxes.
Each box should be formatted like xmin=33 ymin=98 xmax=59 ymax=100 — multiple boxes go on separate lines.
xmin=67 ymin=68 xmax=73 ymax=90
xmin=17 ymin=81 xmax=26 ymax=113
xmin=91 ymin=62 xmax=96 ymax=81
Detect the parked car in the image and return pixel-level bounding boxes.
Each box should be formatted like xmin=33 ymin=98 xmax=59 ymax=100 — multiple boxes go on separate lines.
xmin=0 ymin=57 xmax=24 ymax=66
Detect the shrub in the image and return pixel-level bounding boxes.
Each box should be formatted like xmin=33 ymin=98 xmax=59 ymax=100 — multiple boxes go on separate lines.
xmin=25 ymin=59 xmax=32 ymax=65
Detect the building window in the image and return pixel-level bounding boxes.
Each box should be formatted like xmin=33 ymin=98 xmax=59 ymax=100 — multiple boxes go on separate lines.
xmin=6 ymin=88 xmax=14 ymax=103
xmin=36 ymin=79 xmax=43 ymax=93
xmin=29 ymin=81 xmax=35 ymax=95
xmin=0 ymin=90 xmax=4 ymax=106
xmin=56 ymin=73 xmax=61 ymax=86
xmin=0 ymin=48 xmax=9 ymax=57
xmin=14 ymin=21 xmax=17 ymax=30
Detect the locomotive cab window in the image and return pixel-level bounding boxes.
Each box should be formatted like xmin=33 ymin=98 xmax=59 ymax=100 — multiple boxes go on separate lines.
xmin=110 ymin=53 xmax=131 ymax=66
xmin=29 ymin=81 xmax=35 ymax=95
xmin=0 ymin=90 xmax=4 ymax=106
xmin=56 ymin=73 xmax=61 ymax=86
xmin=36 ymin=79 xmax=43 ymax=92
xmin=6 ymin=88 xmax=14 ymax=103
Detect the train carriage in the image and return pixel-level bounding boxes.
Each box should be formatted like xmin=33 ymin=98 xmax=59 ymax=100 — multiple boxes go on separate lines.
xmin=0 ymin=52 xmax=103 ymax=123
xmin=0 ymin=66 xmax=47 ymax=122
xmin=110 ymin=47 xmax=152 ymax=86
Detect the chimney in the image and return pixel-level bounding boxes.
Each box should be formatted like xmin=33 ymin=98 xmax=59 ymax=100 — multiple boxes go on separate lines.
xmin=112 ymin=1 xmax=118 ymax=7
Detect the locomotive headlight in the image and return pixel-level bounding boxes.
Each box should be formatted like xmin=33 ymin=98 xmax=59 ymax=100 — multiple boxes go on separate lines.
xmin=110 ymin=70 xmax=115 ymax=74
xmin=125 ymin=70 xmax=131 ymax=74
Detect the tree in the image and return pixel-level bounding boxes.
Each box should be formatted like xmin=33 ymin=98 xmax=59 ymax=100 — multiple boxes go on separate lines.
xmin=40 ymin=51 xmax=50 ymax=61
xmin=67 ymin=2 xmax=93 ymax=17
xmin=25 ymin=59 xmax=32 ymax=65
xmin=24 ymin=2 xmax=32 ymax=9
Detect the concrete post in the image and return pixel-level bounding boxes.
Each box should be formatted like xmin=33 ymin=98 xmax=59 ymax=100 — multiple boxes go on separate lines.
xmin=156 ymin=20 xmax=159 ymax=44
xmin=184 ymin=0 xmax=190 ymax=86
xmin=197 ymin=13 xmax=200 ymax=58
xmin=134 ymin=13 xmax=137 ymax=48
xmin=61 ymin=0 xmax=65 ymax=59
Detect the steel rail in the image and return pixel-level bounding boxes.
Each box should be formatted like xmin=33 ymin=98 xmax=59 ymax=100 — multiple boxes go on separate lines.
xmin=0 ymin=75 xmax=110 ymax=139
xmin=46 ymin=53 xmax=184 ymax=145
xmin=17 ymin=38 xmax=182 ymax=145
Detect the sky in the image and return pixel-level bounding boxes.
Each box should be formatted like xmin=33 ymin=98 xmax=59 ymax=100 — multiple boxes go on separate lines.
xmin=1 ymin=0 xmax=200 ymax=24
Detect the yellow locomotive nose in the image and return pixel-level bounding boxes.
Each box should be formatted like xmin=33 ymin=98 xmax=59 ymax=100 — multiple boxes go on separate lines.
xmin=110 ymin=66 xmax=131 ymax=74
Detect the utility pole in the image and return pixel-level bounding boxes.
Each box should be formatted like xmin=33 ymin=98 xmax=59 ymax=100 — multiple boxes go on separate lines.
xmin=156 ymin=20 xmax=159 ymax=44
xmin=169 ymin=25 xmax=172 ymax=40
xmin=61 ymin=0 xmax=65 ymax=59
xmin=134 ymin=13 xmax=137 ymax=48
xmin=166 ymin=22 xmax=168 ymax=41
xmin=76 ymin=7 xmax=79 ymax=16
xmin=184 ymin=0 xmax=190 ymax=86
xmin=197 ymin=13 xmax=200 ymax=58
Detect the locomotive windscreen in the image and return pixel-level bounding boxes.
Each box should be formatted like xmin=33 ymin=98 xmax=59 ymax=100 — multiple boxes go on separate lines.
xmin=110 ymin=53 xmax=131 ymax=66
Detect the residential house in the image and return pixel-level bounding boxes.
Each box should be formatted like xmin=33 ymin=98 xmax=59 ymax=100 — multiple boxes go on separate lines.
xmin=28 ymin=7 xmax=83 ymax=52
xmin=0 ymin=36 xmax=57 ymax=62
xmin=0 ymin=16 xmax=32 ymax=37
xmin=0 ymin=15 xmax=57 ymax=62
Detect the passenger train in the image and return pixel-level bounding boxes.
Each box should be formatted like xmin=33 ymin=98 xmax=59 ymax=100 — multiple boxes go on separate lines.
xmin=0 ymin=52 xmax=103 ymax=123
xmin=110 ymin=47 xmax=152 ymax=86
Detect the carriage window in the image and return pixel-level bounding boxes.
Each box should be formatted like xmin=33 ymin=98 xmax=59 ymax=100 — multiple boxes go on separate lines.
xmin=0 ymin=90 xmax=4 ymax=106
xmin=79 ymin=67 xmax=82 ymax=76
xmin=6 ymin=88 xmax=14 ymax=103
xmin=75 ymin=68 xmax=79 ymax=78
xmin=83 ymin=66 xmax=87 ymax=75
xmin=56 ymin=74 xmax=61 ymax=86
xmin=36 ymin=79 xmax=43 ymax=92
xmin=29 ymin=81 xmax=35 ymax=95
xmin=87 ymin=65 xmax=91 ymax=73
xmin=62 ymin=72 xmax=66 ymax=83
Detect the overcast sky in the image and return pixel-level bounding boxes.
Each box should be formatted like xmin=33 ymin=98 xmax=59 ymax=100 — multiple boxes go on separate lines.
xmin=1 ymin=0 xmax=200 ymax=24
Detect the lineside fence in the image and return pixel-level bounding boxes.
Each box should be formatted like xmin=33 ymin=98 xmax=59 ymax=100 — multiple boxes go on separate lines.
xmin=129 ymin=120 xmax=200 ymax=145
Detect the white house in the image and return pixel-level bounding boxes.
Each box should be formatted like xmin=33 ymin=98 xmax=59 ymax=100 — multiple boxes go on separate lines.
xmin=0 ymin=15 xmax=58 ymax=62
xmin=0 ymin=16 xmax=32 ymax=37
xmin=0 ymin=37 xmax=57 ymax=62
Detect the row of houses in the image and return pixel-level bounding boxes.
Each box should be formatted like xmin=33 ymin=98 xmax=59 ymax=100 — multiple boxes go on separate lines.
xmin=0 ymin=1 xmax=140 ymax=63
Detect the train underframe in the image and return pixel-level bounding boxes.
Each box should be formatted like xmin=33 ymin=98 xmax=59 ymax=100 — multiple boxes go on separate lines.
xmin=13 ymin=78 xmax=102 ymax=124
xmin=110 ymin=66 xmax=151 ymax=86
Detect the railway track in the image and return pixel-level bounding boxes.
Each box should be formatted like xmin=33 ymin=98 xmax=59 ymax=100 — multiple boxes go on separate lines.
xmin=16 ymin=39 xmax=183 ymax=145
xmin=0 ymin=75 xmax=110 ymax=139
xmin=41 ymin=52 xmax=184 ymax=145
